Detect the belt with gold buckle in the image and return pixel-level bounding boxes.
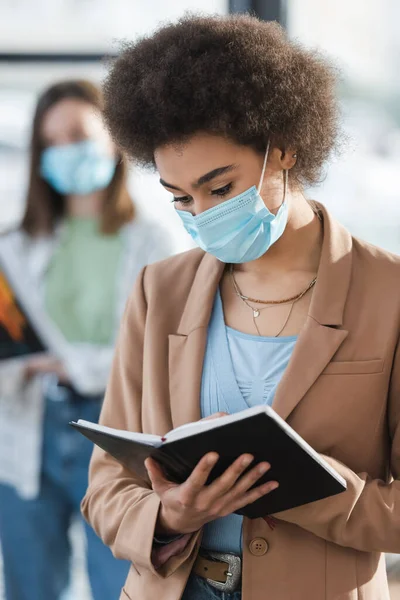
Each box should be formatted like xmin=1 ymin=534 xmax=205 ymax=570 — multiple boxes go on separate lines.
xmin=193 ymin=550 xmax=242 ymax=594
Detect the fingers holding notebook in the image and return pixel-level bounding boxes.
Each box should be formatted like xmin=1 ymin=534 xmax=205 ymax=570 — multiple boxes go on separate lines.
xmin=146 ymin=451 xmax=278 ymax=536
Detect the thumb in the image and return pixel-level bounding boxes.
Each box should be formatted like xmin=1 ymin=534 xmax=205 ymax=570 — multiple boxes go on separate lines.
xmin=145 ymin=458 xmax=173 ymax=495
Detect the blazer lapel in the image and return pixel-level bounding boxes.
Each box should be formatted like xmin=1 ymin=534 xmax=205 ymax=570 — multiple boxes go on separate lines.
xmin=168 ymin=253 xmax=225 ymax=428
xmin=272 ymin=317 xmax=348 ymax=420
xmin=273 ymin=204 xmax=353 ymax=421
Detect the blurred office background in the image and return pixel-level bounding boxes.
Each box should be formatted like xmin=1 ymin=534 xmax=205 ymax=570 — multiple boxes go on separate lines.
xmin=1 ymin=0 xmax=400 ymax=598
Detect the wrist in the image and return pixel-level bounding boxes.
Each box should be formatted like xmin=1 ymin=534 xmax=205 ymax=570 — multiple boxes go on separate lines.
xmin=155 ymin=505 xmax=182 ymax=536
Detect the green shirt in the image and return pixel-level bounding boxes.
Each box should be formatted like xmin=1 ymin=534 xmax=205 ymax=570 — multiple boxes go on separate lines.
xmin=45 ymin=217 xmax=123 ymax=344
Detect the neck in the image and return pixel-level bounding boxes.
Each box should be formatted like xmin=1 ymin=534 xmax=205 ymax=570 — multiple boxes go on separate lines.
xmin=66 ymin=189 xmax=106 ymax=219
xmin=237 ymin=191 xmax=322 ymax=276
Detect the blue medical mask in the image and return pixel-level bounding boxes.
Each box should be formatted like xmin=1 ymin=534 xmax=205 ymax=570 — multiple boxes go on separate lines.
xmin=40 ymin=139 xmax=117 ymax=195
xmin=176 ymin=142 xmax=289 ymax=263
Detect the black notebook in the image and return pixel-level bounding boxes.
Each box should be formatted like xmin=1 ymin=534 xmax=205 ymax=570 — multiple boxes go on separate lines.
xmin=71 ymin=405 xmax=346 ymax=518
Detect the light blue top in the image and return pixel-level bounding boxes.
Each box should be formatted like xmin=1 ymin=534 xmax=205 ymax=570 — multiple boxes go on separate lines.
xmin=200 ymin=290 xmax=297 ymax=554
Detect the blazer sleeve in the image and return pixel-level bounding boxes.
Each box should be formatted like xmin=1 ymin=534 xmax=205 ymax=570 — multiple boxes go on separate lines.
xmin=80 ymin=267 xmax=200 ymax=577
xmin=274 ymin=335 xmax=400 ymax=554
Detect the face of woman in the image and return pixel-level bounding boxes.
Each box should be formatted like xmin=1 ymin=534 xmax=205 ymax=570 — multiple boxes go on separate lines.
xmin=40 ymin=97 xmax=115 ymax=157
xmin=155 ymin=132 xmax=284 ymax=216
xmin=38 ymin=97 xmax=119 ymax=199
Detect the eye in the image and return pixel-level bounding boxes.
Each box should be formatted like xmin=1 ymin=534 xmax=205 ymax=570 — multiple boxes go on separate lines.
xmin=171 ymin=195 xmax=193 ymax=206
xmin=211 ymin=183 xmax=233 ymax=198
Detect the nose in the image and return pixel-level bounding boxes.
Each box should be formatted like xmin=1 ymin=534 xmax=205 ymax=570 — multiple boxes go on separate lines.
xmin=190 ymin=195 xmax=215 ymax=217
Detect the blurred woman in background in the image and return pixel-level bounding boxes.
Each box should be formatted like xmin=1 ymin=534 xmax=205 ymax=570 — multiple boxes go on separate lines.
xmin=0 ymin=79 xmax=172 ymax=600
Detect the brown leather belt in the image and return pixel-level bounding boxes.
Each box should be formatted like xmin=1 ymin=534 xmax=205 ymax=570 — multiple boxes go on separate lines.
xmin=193 ymin=551 xmax=242 ymax=593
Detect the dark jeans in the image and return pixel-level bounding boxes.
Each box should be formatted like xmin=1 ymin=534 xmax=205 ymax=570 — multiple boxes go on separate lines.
xmin=0 ymin=389 xmax=130 ymax=600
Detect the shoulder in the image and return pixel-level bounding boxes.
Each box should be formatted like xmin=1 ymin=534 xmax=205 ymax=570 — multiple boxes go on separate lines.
xmin=0 ymin=227 xmax=58 ymax=250
xmin=142 ymin=247 xmax=206 ymax=307
xmin=317 ymin=201 xmax=400 ymax=276
xmin=123 ymin=247 xmax=206 ymax=333
xmin=144 ymin=247 xmax=205 ymax=287
xmin=0 ymin=228 xmax=59 ymax=284
xmin=352 ymin=235 xmax=400 ymax=276
xmin=0 ymin=228 xmax=29 ymax=255
xmin=349 ymin=236 xmax=400 ymax=315
xmin=121 ymin=215 xmax=175 ymax=258
xmin=0 ymin=227 xmax=24 ymax=244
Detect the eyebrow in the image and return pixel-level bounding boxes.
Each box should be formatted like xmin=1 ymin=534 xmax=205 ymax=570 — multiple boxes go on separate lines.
xmin=159 ymin=164 xmax=237 ymax=191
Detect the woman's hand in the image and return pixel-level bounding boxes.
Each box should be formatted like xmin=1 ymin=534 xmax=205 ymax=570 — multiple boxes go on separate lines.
xmin=146 ymin=451 xmax=279 ymax=535
xmin=24 ymin=355 xmax=69 ymax=383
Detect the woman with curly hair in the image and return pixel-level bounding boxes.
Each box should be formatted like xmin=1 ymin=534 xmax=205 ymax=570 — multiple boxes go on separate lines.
xmin=82 ymin=14 xmax=400 ymax=600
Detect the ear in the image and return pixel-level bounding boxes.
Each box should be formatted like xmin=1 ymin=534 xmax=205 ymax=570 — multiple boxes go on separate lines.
xmin=269 ymin=147 xmax=297 ymax=171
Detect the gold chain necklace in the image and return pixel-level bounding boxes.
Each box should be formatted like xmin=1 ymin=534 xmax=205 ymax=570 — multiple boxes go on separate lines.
xmin=229 ymin=264 xmax=317 ymax=337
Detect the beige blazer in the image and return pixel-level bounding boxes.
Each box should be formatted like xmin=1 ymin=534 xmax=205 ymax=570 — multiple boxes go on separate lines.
xmin=82 ymin=204 xmax=400 ymax=600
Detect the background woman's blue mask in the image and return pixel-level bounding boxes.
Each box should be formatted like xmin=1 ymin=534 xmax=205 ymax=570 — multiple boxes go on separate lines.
xmin=176 ymin=143 xmax=289 ymax=264
xmin=40 ymin=139 xmax=117 ymax=196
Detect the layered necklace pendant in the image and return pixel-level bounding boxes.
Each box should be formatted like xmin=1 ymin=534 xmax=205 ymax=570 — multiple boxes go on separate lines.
xmin=229 ymin=263 xmax=317 ymax=337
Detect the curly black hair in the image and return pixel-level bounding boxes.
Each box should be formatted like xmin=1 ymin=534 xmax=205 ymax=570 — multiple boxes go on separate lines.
xmin=103 ymin=14 xmax=340 ymax=186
